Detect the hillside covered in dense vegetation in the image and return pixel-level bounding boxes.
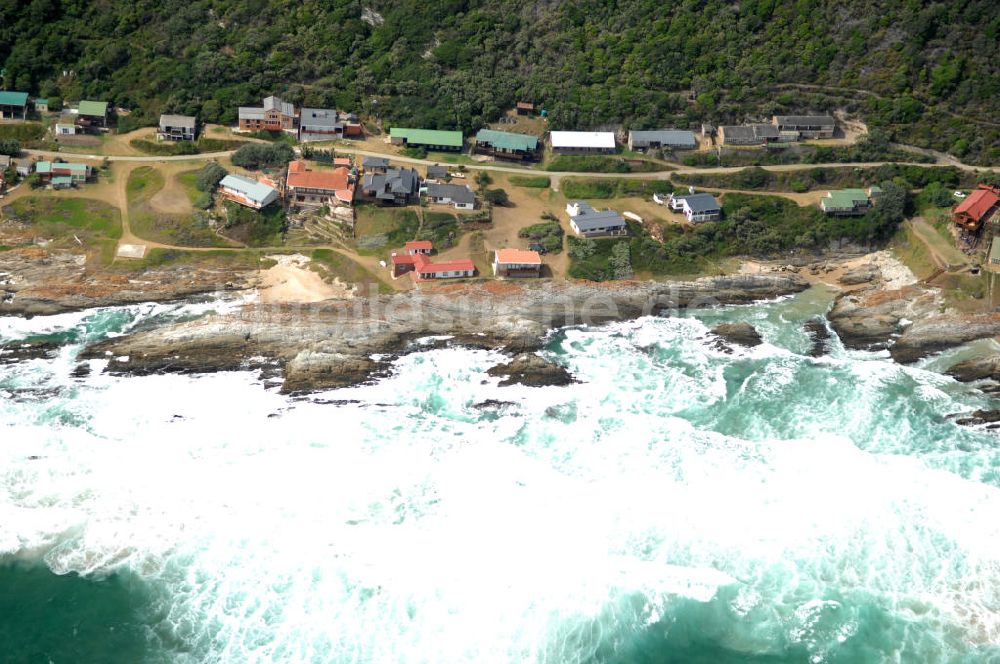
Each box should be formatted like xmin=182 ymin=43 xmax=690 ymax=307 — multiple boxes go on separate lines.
xmin=1 ymin=0 xmax=998 ymax=163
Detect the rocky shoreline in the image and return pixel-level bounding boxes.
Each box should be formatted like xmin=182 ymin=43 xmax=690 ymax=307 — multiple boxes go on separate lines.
xmin=77 ymin=275 xmax=810 ymax=393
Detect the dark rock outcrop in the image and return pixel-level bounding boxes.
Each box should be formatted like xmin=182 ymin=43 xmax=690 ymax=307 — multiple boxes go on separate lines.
xmin=947 ymin=355 xmax=1000 ymax=384
xmin=79 ymin=275 xmax=809 ymax=394
xmin=890 ymin=315 xmax=1000 ymax=364
xmin=803 ymin=317 xmax=831 ymax=357
xmin=487 ymin=353 xmax=578 ymax=387
xmin=952 ymin=409 xmax=1000 ymax=427
xmin=710 ymin=323 xmax=762 ymax=352
xmin=0 ymin=340 xmax=61 ymax=365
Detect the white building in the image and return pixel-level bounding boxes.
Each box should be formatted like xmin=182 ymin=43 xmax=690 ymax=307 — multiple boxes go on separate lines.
xmin=550 ymin=131 xmax=616 ymax=155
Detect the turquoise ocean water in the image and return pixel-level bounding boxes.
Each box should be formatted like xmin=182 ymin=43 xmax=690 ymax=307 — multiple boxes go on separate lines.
xmin=2 ymin=288 xmax=1000 ymax=663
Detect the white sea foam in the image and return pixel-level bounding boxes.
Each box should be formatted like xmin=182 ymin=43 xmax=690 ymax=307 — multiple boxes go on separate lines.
xmin=2 ymin=301 xmax=1000 ymax=661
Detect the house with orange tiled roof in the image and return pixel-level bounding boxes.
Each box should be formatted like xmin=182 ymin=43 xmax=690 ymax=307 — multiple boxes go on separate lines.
xmin=285 ymin=159 xmax=355 ymax=207
xmin=493 ymin=248 xmax=542 ymax=277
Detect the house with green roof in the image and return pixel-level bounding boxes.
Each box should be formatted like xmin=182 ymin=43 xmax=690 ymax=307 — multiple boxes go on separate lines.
xmin=77 ymin=100 xmax=110 ymax=128
xmin=820 ymin=187 xmax=879 ymax=216
xmin=474 ymin=129 xmax=540 ymax=161
xmin=36 ymin=161 xmax=93 ymax=184
xmin=390 ymin=127 xmax=464 ymax=152
xmin=33 ymin=98 xmax=49 ymax=113
xmin=0 ymin=91 xmax=30 ymax=120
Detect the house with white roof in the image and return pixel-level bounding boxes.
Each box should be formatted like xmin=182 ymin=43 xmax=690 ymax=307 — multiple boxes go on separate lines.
xmin=218 ymin=174 xmax=279 ymax=210
xmin=550 ymin=131 xmax=617 ymax=155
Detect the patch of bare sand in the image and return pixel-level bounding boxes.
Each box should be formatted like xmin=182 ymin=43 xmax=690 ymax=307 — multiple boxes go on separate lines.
xmin=259 ymin=254 xmax=353 ymax=303
xmin=149 ymin=175 xmax=194 ymax=215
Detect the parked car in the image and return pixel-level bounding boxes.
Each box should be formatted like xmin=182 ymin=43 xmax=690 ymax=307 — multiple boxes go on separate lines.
xmin=528 ymin=242 xmax=546 ymax=255
xmin=954 ymin=191 xmax=967 ymax=198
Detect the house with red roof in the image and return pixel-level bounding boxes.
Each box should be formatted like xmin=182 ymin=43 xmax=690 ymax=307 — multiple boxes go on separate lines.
xmin=493 ymin=248 xmax=542 ymax=277
xmin=285 ymin=160 xmax=355 ymax=207
xmin=954 ymin=185 xmax=1000 ymax=231
xmin=389 ymin=241 xmax=475 ymax=280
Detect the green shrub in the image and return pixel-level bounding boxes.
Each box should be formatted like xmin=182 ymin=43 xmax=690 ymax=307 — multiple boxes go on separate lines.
xmin=194 ymin=193 xmax=214 ymax=209
xmin=231 ymin=143 xmax=295 ymax=170
xmin=196 ymin=162 xmax=228 ymax=192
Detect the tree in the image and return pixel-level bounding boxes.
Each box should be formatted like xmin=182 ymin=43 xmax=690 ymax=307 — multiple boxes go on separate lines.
xmin=484 ymin=188 xmax=509 ymax=206
xmin=0 ymin=140 xmax=21 ymax=157
xmin=475 ymin=171 xmax=492 ymax=188
xmin=196 ymin=162 xmax=228 ymax=191
xmin=230 ymin=144 xmax=294 ymax=170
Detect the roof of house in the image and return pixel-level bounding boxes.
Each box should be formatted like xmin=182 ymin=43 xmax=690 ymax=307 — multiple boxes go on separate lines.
xmin=55 ymin=123 xmax=75 ymax=130
xmin=286 ymin=160 xmax=353 ymax=199
xmin=721 ymin=124 xmax=779 ymax=140
xmin=36 ymin=161 xmax=89 ymax=174
xmin=238 ymin=107 xmax=266 ymax=120
xmin=33 ymin=98 xmax=48 ymax=104
xmin=550 ymin=131 xmax=616 ymax=149
xmin=364 ymin=167 xmax=419 ymax=198
xmin=159 ymin=114 xmax=196 ymax=128
xmin=568 ymin=201 xmax=626 ymax=230
xmin=629 ymin=130 xmax=697 ymax=147
xmin=475 ymin=129 xmax=539 ymax=152
xmin=426 ymin=165 xmax=448 ymax=178
xmin=78 ymin=100 xmax=108 ymax=117
xmin=0 ymin=91 xmax=29 ymax=107
xmin=681 ymin=193 xmax=721 ymax=213
xmin=955 ymin=186 xmax=1000 ymax=221
xmin=426 ymin=182 xmax=475 ymax=204
xmin=52 ymin=176 xmax=74 ymax=185
xmin=263 ymin=96 xmax=295 ymax=116
xmin=406 ymin=240 xmax=433 ymax=251
xmin=823 ymin=189 xmax=869 ymax=209
xmin=517 ymin=102 xmax=534 ymax=110
xmin=416 ymin=257 xmax=475 ymax=273
xmin=0 ymin=155 xmax=11 ymax=168
xmin=495 ymin=248 xmax=542 ymax=265
xmin=391 ymin=127 xmax=463 ymax=148
xmin=219 ymin=174 xmax=277 ymax=203
xmin=299 ymin=107 xmax=341 ymax=129
xmin=774 ymin=115 xmax=835 ymax=127
xmin=362 ymin=156 xmax=390 ymax=169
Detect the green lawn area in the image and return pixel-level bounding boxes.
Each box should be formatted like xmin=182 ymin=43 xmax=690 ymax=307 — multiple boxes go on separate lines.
xmin=561 ymin=178 xmax=673 ymax=199
xmin=0 ymin=122 xmax=46 ymax=142
xmin=509 ymin=175 xmax=551 ymax=188
xmin=121 ymin=248 xmax=261 ymax=270
xmin=354 ymin=206 xmax=420 ymax=255
xmin=545 ymin=155 xmax=667 ymax=173
xmin=128 ymin=137 xmax=248 ymax=156
xmin=4 ymin=196 xmax=122 ymax=265
xmin=310 ymin=249 xmax=393 ymax=294
xmin=176 ymin=170 xmax=202 ymax=205
xmin=127 ymin=166 xmax=234 ymax=247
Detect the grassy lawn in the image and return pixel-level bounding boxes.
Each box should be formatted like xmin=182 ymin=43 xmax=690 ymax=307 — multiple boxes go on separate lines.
xmin=4 ymin=196 xmax=122 ymax=265
xmin=354 ymin=206 xmax=420 ymax=254
xmin=545 ymin=155 xmax=667 ymax=173
xmin=888 ymin=224 xmax=937 ymax=280
xmin=561 ymin=178 xmax=673 ymax=199
xmin=509 ymin=175 xmax=551 ymax=188
xmin=128 ymin=137 xmax=248 ymax=156
xmin=310 ymin=249 xmax=393 ymax=294
xmin=121 ymin=248 xmax=261 ymax=270
xmin=0 ymin=122 xmax=46 ymax=142
xmin=176 ymin=170 xmax=202 ymax=205
xmin=128 ymin=166 xmax=233 ymax=247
